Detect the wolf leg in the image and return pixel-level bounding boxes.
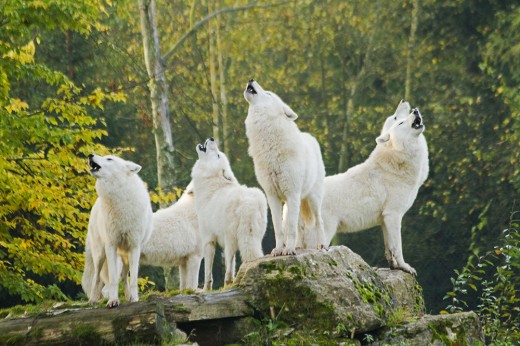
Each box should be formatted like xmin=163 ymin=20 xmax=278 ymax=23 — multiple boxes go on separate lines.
xmin=382 ymin=214 xmax=416 ymax=275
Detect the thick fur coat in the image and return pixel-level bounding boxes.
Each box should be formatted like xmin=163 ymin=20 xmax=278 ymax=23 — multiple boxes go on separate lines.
xmin=83 ymin=183 xmax=202 ymax=295
xmin=82 ymin=154 xmax=152 ymax=307
xmin=244 ymin=80 xmax=326 ymax=256
xmin=191 ymin=138 xmax=267 ymax=290
xmin=141 ymin=183 xmax=202 ymax=290
xmin=317 ymin=104 xmax=428 ymax=275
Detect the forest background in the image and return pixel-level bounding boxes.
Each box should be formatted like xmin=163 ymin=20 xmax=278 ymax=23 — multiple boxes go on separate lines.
xmin=1 ymin=0 xmax=519 ymax=331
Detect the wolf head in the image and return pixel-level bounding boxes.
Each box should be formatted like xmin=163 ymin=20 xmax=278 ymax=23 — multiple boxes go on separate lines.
xmin=88 ymin=154 xmax=142 ymax=180
xmin=376 ymin=108 xmax=425 ymax=151
xmin=381 ymin=99 xmax=411 ymax=134
xmin=243 ymin=79 xmax=298 ymax=121
xmin=193 ymin=138 xmax=236 ymax=183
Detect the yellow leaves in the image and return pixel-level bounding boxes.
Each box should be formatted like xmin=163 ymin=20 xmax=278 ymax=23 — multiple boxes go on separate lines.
xmin=3 ymin=41 xmax=36 ymax=64
xmin=5 ymin=98 xmax=29 ymax=114
xmin=30 ymin=0 xmax=48 ymax=10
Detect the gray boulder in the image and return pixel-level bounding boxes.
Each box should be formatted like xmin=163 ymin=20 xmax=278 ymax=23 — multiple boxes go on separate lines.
xmin=234 ymin=246 xmax=423 ymax=336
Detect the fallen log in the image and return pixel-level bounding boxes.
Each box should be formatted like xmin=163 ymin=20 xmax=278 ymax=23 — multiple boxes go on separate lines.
xmin=0 ymin=289 xmax=251 ymax=346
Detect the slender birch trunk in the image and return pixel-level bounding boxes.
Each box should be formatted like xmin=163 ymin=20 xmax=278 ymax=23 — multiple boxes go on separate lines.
xmin=216 ymin=0 xmax=230 ymax=158
xmin=138 ymin=0 xmax=176 ymax=197
xmin=405 ymin=0 xmax=419 ymax=101
xmin=139 ymin=0 xmax=179 ymax=290
xmin=208 ymin=0 xmax=220 ymax=142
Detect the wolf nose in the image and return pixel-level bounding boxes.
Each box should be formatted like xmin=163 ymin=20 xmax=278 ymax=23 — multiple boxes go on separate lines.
xmin=209 ymin=137 xmax=214 ymax=142
xmin=249 ymin=79 xmax=255 ymax=83
xmin=401 ymin=99 xmax=406 ymax=103
xmin=413 ymin=108 xmax=420 ymax=115
xmin=88 ymin=154 xmax=94 ymax=159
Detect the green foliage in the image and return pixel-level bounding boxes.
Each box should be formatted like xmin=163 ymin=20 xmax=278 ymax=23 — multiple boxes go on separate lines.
xmin=0 ymin=0 xmax=124 ymax=302
xmin=444 ymin=209 xmax=520 ymax=344
xmin=1 ymin=0 xmax=519 ymax=329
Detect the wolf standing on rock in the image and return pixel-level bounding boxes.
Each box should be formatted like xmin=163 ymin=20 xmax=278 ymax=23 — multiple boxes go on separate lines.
xmin=314 ymin=103 xmax=428 ymax=275
xmin=83 ymin=154 xmax=152 ymax=307
xmin=244 ymin=80 xmax=326 ymax=256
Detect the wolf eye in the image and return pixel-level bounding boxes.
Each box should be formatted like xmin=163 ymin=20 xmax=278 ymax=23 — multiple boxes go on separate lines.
xmin=398 ymin=121 xmax=404 ymax=126
xmin=107 ymin=158 xmax=113 ymax=161
xmin=217 ymin=154 xmax=220 ymax=158
xmin=393 ymin=116 xmax=397 ymax=120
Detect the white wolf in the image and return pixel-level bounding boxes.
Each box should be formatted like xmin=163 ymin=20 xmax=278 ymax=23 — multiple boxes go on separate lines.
xmin=191 ymin=138 xmax=267 ymax=290
xmin=382 ymin=99 xmax=429 ymax=187
xmin=318 ymin=105 xmax=428 ymax=275
xmin=141 ymin=183 xmax=202 ymax=290
xmin=84 ymin=154 xmax=153 ymax=307
xmin=244 ymin=79 xmax=326 ymax=256
xmin=82 ymin=183 xmax=202 ymax=296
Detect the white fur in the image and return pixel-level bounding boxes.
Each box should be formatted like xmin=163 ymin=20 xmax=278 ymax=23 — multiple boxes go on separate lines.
xmin=243 ymin=80 xmax=326 ymax=256
xmin=381 ymin=99 xmax=429 ymax=186
xmin=83 ymin=183 xmax=202 ymax=296
xmin=141 ymin=183 xmax=202 ymax=290
xmin=191 ymin=138 xmax=267 ymax=290
xmin=314 ymin=104 xmax=429 ymax=275
xmin=83 ymin=154 xmax=152 ymax=307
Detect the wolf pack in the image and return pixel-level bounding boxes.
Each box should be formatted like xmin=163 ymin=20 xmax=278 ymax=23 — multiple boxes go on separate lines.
xmin=82 ymin=80 xmax=429 ymax=308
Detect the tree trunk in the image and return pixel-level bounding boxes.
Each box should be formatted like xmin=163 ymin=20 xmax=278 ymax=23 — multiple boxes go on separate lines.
xmin=405 ymin=0 xmax=419 ymax=101
xmin=337 ymin=86 xmax=356 ymax=173
xmin=0 ymin=289 xmax=250 ymax=345
xmin=163 ymin=266 xmax=180 ymax=291
xmin=208 ymin=0 xmax=220 ymax=143
xmin=216 ymin=0 xmax=230 ymax=158
xmin=139 ymin=0 xmax=176 ymax=198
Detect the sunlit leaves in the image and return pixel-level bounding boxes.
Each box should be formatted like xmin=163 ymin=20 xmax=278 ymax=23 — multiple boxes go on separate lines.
xmin=0 ymin=0 xmax=120 ymax=302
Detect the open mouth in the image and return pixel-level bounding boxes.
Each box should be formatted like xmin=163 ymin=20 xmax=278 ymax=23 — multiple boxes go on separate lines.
xmin=412 ymin=108 xmax=424 ymax=129
xmin=198 ymin=137 xmax=214 ymax=153
xmin=89 ymin=157 xmax=101 ymax=172
xmin=246 ymin=80 xmax=257 ymax=94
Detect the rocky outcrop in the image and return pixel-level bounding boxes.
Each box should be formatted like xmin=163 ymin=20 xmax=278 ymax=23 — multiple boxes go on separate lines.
xmin=234 ymin=246 xmax=424 ymax=336
xmin=371 ymin=311 xmax=484 ymax=345
xmin=0 ymin=246 xmax=484 ymax=345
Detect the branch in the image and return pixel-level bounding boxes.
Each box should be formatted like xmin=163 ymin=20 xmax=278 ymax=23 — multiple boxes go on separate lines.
xmin=161 ymin=1 xmax=290 ymax=63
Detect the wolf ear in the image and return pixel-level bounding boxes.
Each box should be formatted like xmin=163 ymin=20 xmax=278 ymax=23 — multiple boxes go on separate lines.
xmin=283 ymin=103 xmax=298 ymax=121
xmin=127 ymin=162 xmax=142 ymax=174
xmin=376 ymin=132 xmax=390 ymax=144
xmin=222 ymin=168 xmax=235 ymax=183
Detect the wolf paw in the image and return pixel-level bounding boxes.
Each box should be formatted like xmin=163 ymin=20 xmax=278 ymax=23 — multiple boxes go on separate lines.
xmin=126 ymin=295 xmax=139 ymax=303
xmin=317 ymin=244 xmax=328 ymax=251
xmin=271 ymin=247 xmax=284 ymax=256
xmin=106 ymin=299 xmax=120 ymax=308
xmin=392 ymin=262 xmax=417 ymax=276
xmin=282 ymin=247 xmax=296 ymax=256
xmin=401 ymin=264 xmax=417 ymax=276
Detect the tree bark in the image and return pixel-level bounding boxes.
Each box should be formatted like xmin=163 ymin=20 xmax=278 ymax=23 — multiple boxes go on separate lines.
xmin=139 ymin=0 xmax=176 ymax=198
xmin=216 ymin=0 xmax=230 ymax=158
xmin=208 ymin=0 xmax=220 ymax=142
xmin=405 ymin=0 xmax=419 ymax=101
xmin=0 ymin=289 xmax=251 ymax=345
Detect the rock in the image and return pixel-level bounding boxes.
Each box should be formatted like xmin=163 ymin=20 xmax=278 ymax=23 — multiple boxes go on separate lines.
xmin=0 ymin=246 xmax=484 ymax=345
xmin=234 ymin=246 xmax=422 ymax=336
xmin=369 ymin=311 xmax=484 ymax=345
xmin=376 ymin=268 xmax=426 ymax=314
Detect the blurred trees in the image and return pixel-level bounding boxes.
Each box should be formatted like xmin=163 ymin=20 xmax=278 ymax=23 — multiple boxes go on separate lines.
xmin=0 ymin=0 xmax=518 ymax=321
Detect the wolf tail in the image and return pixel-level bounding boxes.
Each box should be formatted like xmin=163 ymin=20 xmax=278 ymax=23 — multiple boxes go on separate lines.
xmin=81 ymin=242 xmax=94 ymax=299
